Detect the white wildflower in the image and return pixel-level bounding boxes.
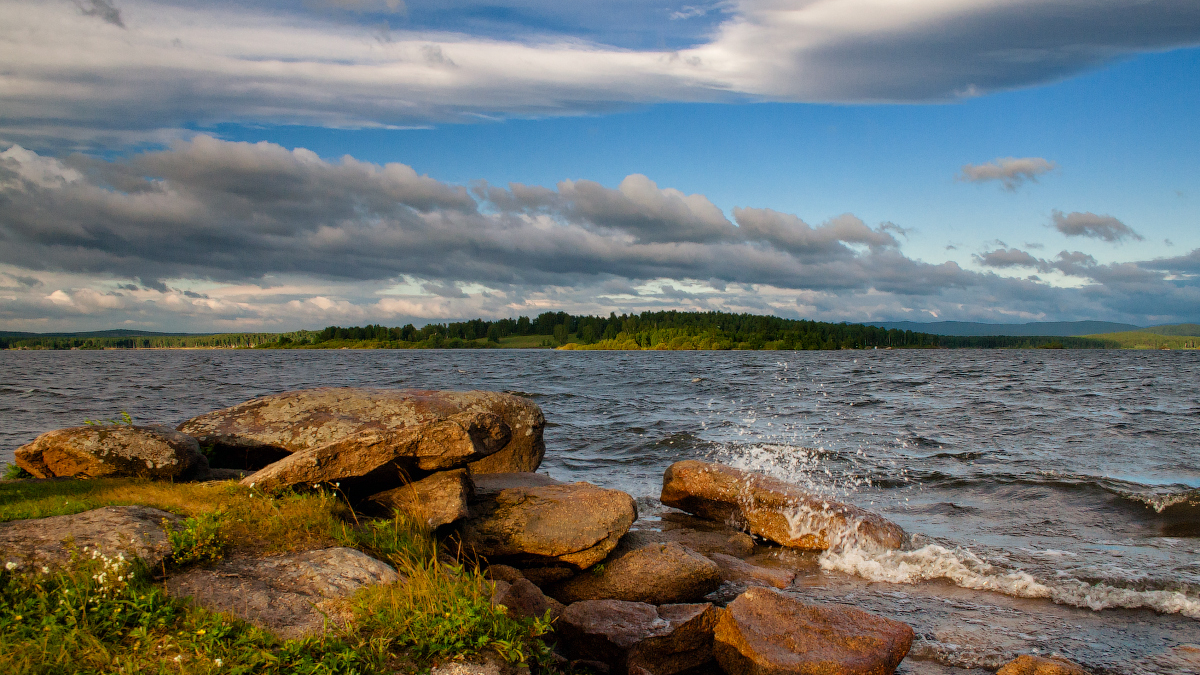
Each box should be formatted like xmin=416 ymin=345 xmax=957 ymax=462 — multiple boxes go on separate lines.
xmin=5 ymin=561 xmax=18 ymax=571
xmin=41 ymin=566 xmax=50 ymax=574
xmin=214 ymin=659 xmax=223 ymax=667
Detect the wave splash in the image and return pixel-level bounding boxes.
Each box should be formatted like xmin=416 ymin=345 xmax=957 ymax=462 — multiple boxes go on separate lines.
xmin=819 ymin=541 xmax=1200 ymax=619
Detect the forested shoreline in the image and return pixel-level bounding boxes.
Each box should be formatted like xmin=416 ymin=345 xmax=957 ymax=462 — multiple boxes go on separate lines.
xmin=1 ymin=311 xmax=1121 ymax=350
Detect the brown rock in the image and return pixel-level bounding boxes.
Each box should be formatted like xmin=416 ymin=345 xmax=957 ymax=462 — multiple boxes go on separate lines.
xmin=15 ymin=425 xmax=207 ymax=481
xmin=492 ymin=576 xmax=566 ymax=621
xmin=178 ymin=388 xmax=543 ymax=473
xmin=164 ymin=547 xmax=398 ymax=639
xmin=240 ymin=414 xmax=507 ymax=496
xmin=0 ymin=505 xmax=182 ymax=571
xmin=485 ymin=564 xmax=527 ymax=583
xmin=558 ymin=599 xmax=719 ymax=675
xmin=995 ymin=654 xmax=1089 ymax=675
xmin=551 ymin=541 xmax=722 ymax=605
xmin=463 ymin=481 xmax=637 ymax=570
xmin=367 ymin=468 xmax=474 ymax=527
xmin=707 ymin=553 xmax=794 ymax=589
xmin=713 ymin=587 xmax=913 ymax=675
xmin=660 ymin=461 xmax=906 ymax=551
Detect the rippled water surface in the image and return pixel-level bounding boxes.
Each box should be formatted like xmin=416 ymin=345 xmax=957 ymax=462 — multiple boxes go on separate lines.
xmin=3 ymin=349 xmax=1198 ymax=672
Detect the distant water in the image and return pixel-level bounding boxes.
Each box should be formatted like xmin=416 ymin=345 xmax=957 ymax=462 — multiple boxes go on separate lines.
xmin=2 ymin=349 xmax=1198 ymax=673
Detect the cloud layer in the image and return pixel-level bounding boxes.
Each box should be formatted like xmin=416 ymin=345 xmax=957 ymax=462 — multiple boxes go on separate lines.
xmin=1 ymin=137 xmax=1196 ymax=331
xmin=2 ymin=0 xmax=1199 ymax=148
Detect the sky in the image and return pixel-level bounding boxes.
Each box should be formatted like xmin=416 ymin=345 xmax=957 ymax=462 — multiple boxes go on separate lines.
xmin=1 ymin=0 xmax=1198 ymax=332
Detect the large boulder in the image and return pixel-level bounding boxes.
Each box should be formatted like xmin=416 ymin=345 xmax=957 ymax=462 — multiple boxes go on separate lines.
xmin=660 ymin=461 xmax=906 ymax=551
xmin=366 ymin=468 xmax=474 ymax=527
xmin=463 ymin=475 xmax=637 ymax=572
xmin=164 ymin=547 xmax=398 ymax=639
xmin=490 ymin=577 xmax=566 ymax=621
xmin=178 ymin=388 xmax=543 ymax=473
xmin=0 ymin=505 xmax=182 ymax=571
xmin=714 ymin=587 xmax=913 ymax=675
xmin=550 ymin=541 xmax=722 ymax=605
xmin=239 ymin=415 xmax=508 ymax=496
xmin=558 ymin=599 xmax=719 ymax=675
xmin=995 ymin=654 xmax=1089 ymax=675
xmin=14 ymin=425 xmax=208 ymax=481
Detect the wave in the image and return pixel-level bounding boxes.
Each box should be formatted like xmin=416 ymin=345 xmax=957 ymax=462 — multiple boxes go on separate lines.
xmin=820 ymin=542 xmax=1200 ymax=618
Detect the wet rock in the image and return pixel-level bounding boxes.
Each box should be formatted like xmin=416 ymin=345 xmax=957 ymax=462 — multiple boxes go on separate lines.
xmin=164 ymin=547 xmax=398 ymax=639
xmin=491 ymin=576 xmax=565 ymax=620
xmin=714 ymin=587 xmax=913 ymax=675
xmin=0 ymin=505 xmax=181 ymax=570
xmin=558 ymin=599 xmax=719 ymax=675
xmin=240 ymin=414 xmax=507 ymax=496
xmin=15 ymin=425 xmax=207 ymax=481
xmin=464 ymin=480 xmax=637 ymax=571
xmin=178 ymin=388 xmax=542 ymax=473
xmin=995 ymin=654 xmax=1089 ymax=675
xmin=550 ymin=541 xmax=721 ymax=605
xmin=626 ymin=513 xmax=756 ymax=558
xmin=367 ymin=468 xmax=474 ymax=527
xmin=660 ymin=460 xmax=906 ymax=551
xmin=707 ymin=553 xmax=794 ymax=589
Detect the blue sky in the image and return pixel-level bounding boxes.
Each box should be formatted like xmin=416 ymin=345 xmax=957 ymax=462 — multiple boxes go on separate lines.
xmin=1 ymin=0 xmax=1198 ymax=331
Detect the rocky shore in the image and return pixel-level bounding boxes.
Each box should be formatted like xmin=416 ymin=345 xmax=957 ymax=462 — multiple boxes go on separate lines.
xmin=2 ymin=387 xmax=1093 ymax=675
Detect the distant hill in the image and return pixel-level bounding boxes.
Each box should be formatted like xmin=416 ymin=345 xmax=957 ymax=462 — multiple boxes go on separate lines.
xmin=1142 ymin=323 xmax=1200 ymax=337
xmin=864 ymin=320 xmax=1142 ymax=337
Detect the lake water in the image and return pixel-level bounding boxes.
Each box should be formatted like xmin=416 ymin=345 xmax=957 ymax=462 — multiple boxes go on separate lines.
xmin=2 ymin=349 xmax=1198 ymax=673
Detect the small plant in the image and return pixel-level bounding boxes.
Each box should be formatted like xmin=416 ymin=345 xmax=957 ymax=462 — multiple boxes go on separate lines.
xmin=590 ymin=563 xmax=606 ymax=576
xmin=162 ymin=512 xmax=226 ymax=567
xmin=1 ymin=464 xmax=31 ymax=480
xmin=83 ymin=411 xmax=134 ymax=426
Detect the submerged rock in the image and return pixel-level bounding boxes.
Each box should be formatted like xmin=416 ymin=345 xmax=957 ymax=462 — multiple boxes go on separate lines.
xmin=164 ymin=547 xmax=398 ymax=639
xmin=366 ymin=468 xmax=474 ymax=527
xmin=707 ymin=552 xmax=795 ymax=589
xmin=0 ymin=505 xmax=181 ymax=570
xmin=660 ymin=460 xmax=906 ymax=551
xmin=14 ymin=425 xmax=207 ymax=481
xmin=714 ymin=587 xmax=913 ymax=675
xmin=464 ymin=477 xmax=637 ymax=571
xmin=550 ymin=541 xmax=721 ymax=605
xmin=178 ymin=388 xmax=543 ymax=473
xmin=558 ymin=599 xmax=719 ymax=675
xmin=995 ymin=654 xmax=1089 ymax=675
xmin=239 ymin=414 xmax=507 ymax=496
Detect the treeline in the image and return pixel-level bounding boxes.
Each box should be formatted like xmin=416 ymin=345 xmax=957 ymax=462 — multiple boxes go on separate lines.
xmin=276 ymin=311 xmax=943 ymax=350
xmin=0 ymin=333 xmax=298 ymax=350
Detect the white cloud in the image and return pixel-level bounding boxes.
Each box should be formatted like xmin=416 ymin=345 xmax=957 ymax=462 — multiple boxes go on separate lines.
xmin=958 ymin=157 xmax=1057 ymax=191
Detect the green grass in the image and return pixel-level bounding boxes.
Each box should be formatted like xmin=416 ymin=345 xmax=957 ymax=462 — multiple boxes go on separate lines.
xmin=0 ymin=478 xmax=556 ymax=673
xmin=1083 ymin=331 xmax=1200 ymax=350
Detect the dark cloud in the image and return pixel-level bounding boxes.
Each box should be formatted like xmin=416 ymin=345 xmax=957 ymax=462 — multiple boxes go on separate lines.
xmin=3 ymin=2 xmax=1199 ymax=148
xmin=1051 ymin=210 xmax=1143 ymax=242
xmin=958 ymin=157 xmax=1056 ymax=191
xmin=74 ymin=0 xmax=125 ymax=28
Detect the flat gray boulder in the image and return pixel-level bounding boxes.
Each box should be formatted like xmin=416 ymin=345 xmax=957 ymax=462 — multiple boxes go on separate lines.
xmin=0 ymin=505 xmax=181 ymax=570
xmin=178 ymin=388 xmax=543 ymax=474
xmin=15 ymin=425 xmax=207 ymax=481
xmin=558 ymin=599 xmax=719 ymax=675
xmin=165 ymin=547 xmax=398 ymax=639
xmin=550 ymin=541 xmax=722 ymax=605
